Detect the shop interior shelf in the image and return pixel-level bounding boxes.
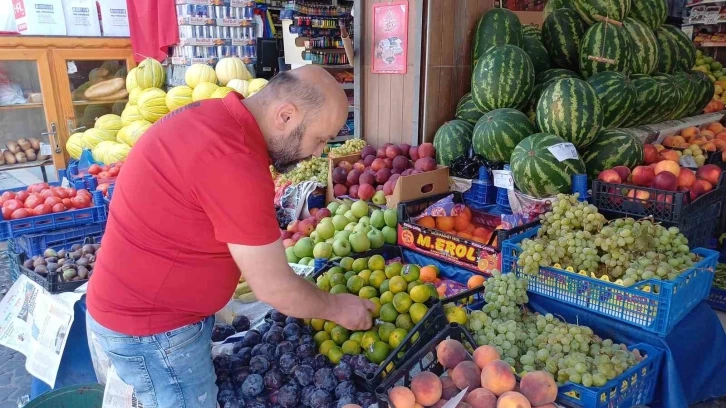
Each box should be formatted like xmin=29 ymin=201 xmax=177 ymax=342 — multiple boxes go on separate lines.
xmin=0 ymin=103 xmax=44 ymax=111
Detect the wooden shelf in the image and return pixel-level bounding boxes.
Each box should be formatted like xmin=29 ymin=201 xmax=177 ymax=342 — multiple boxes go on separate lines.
xmin=0 ymin=103 xmax=44 ymax=111
xmin=73 ymin=99 xmax=128 ymax=106
xmin=0 ymin=159 xmax=53 ymax=172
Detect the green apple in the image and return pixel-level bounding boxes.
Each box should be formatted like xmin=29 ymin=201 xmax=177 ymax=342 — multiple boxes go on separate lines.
xmin=293 ymin=237 xmax=314 ymax=258
xmin=370 ymin=209 xmax=386 ymax=229
xmin=351 ymin=200 xmax=369 ymax=218
xmin=335 ymin=230 xmax=353 ymax=242
xmin=286 ymin=247 xmax=300 ymax=263
xmin=310 ymin=231 xmax=319 ymax=242
xmin=332 ymin=215 xmax=349 ymax=231
xmin=372 ymin=191 xmax=387 ymax=205
xmin=316 ymin=219 xmax=336 ymax=240
xmin=354 ymin=223 xmax=371 ymax=234
xmin=344 ymin=210 xmax=358 ymax=223
xmin=358 ymin=216 xmax=370 ymax=225
xmin=384 ymin=209 xmax=398 ymax=228
xmin=382 ymin=226 xmax=397 ymax=244
xmin=336 ymin=203 xmax=351 ymax=216
xmin=313 ymin=242 xmax=333 ymax=259
xmin=367 ymin=229 xmax=385 ymax=249
xmin=327 ymin=201 xmax=340 ymax=215
xmin=349 ymin=231 xmax=371 ymax=253
xmin=299 ymin=257 xmax=313 ymax=265
xmin=326 ymin=237 xmax=336 ymax=245
xmin=332 ymin=239 xmax=352 ymax=257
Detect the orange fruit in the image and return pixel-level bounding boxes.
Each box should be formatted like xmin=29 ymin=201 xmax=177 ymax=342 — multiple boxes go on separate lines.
xmin=471 ymin=236 xmax=487 ymax=244
xmin=418 ymin=216 xmax=435 ymax=228
xmin=468 ymin=275 xmax=485 ymax=289
xmin=458 ymin=232 xmax=473 ymax=239
xmin=420 ymin=266 xmax=439 ymax=283
xmin=436 ymin=285 xmax=447 ymax=298
xmin=473 ymin=227 xmax=492 ymax=241
xmin=435 ymin=216 xmax=455 ymax=231
xmin=453 ymin=214 xmax=470 ymax=232
xmin=461 ymin=207 xmax=472 ymax=221
xmin=465 ymin=223 xmax=476 ymax=233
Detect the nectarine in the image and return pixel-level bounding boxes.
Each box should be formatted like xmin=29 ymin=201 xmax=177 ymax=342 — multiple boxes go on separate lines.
xmin=632 ymin=166 xmax=655 ymax=186
xmin=652 ymin=171 xmax=678 ymax=191
xmin=496 ymin=391 xmax=531 ymax=408
xmin=658 ymin=150 xmax=681 ymax=164
xmin=677 ymin=168 xmax=696 ymax=189
xmin=411 ymin=371 xmax=442 ymax=406
xmin=696 ymin=164 xmax=722 ymax=186
xmin=480 ymin=360 xmax=516 ymax=396
xmin=389 ymin=386 xmax=416 ymax=408
xmin=654 ymin=160 xmax=681 ymax=177
xmin=473 ymin=345 xmax=501 ymax=369
xmin=519 ymin=371 xmax=557 ymax=406
xmin=597 ymin=169 xmax=622 ymax=184
xmin=643 ymin=144 xmax=659 ymax=164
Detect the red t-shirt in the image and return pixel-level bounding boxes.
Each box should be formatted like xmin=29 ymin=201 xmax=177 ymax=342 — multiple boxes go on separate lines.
xmin=87 ymin=92 xmax=280 ymax=336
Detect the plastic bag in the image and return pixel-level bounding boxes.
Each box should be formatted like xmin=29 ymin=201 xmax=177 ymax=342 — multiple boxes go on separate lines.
xmin=0 ymin=71 xmax=26 ymax=106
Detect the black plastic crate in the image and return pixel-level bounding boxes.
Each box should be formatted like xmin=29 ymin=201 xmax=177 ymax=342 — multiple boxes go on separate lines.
xmin=591 ymin=174 xmax=725 ymax=248
xmin=311 ymin=245 xmax=404 ymax=280
xmin=374 ymin=324 xmax=477 ymax=408
xmin=17 ymin=236 xmax=99 ymax=294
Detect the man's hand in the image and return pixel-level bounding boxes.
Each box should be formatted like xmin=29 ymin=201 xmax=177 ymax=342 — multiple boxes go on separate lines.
xmin=330 ymin=294 xmax=376 ymax=331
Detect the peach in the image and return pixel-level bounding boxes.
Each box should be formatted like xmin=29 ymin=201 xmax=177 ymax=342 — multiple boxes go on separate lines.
xmin=631 ymin=166 xmax=655 ymax=187
xmin=681 ymin=126 xmax=700 ymax=138
xmin=696 ymin=164 xmax=722 ymax=185
xmin=612 ymin=166 xmax=631 ymax=181
xmin=473 ymin=345 xmax=501 ymax=369
xmin=597 ymin=169 xmax=622 ymax=184
xmin=653 ymin=172 xmax=678 ymax=191
xmin=452 ymin=361 xmax=481 ymax=391
xmin=436 ymin=339 xmax=470 ymax=370
xmin=691 ymin=135 xmax=708 ymax=146
xmin=658 ymin=150 xmax=681 ymax=163
xmin=677 ymin=168 xmax=696 ymax=189
xmin=410 ymin=372 xmax=442 ymax=406
xmin=626 ymin=189 xmax=650 ymax=202
xmin=414 ymin=404 xmax=423 ymax=408
xmin=430 ymin=400 xmax=449 ymax=408
xmin=389 ymin=386 xmax=416 ymax=408
xmin=716 ymin=132 xmax=726 ymax=142
xmin=441 ymin=376 xmax=459 ymax=399
xmin=663 ymin=135 xmax=685 ymax=147
xmin=496 ymin=391 xmax=531 ymax=408
xmin=519 ymin=371 xmax=557 ymax=406
xmin=707 ymin=122 xmax=724 ymax=134
xmin=457 ymin=404 xmax=473 ymax=408
xmin=282 ymin=238 xmax=294 ymax=248
xmin=480 ymin=360 xmax=516 ymax=396
xmin=643 ymin=144 xmax=659 ymax=164
xmin=712 ymin=139 xmax=726 ymax=151
xmin=701 ymin=129 xmax=715 ymax=140
xmin=465 ymin=388 xmax=497 ymax=408
xmin=654 ymin=160 xmax=681 ymax=177
xmin=702 ymin=142 xmax=718 ymax=152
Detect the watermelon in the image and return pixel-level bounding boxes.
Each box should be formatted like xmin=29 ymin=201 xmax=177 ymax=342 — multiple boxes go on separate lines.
xmin=654 ymin=28 xmax=681 ymax=74
xmin=657 ymin=25 xmax=697 ymax=71
xmin=472 ymin=108 xmax=535 ymax=162
xmin=671 ymin=71 xmax=698 ymax=120
xmin=455 ymin=93 xmax=485 ymax=125
xmin=523 ymin=69 xmax=580 ymax=121
xmin=630 ymin=0 xmax=667 ymax=30
xmin=536 ymin=78 xmax=603 ymax=148
xmin=622 ymin=74 xmax=662 ymax=127
xmin=433 ymin=119 xmax=473 ymax=166
xmin=572 ymin=0 xmax=631 ymax=25
xmin=623 ymin=17 xmax=659 ymax=74
xmin=579 ymin=22 xmax=632 ymax=78
xmin=542 ymin=9 xmax=587 ymax=71
xmin=651 ymin=74 xmax=682 ymax=122
xmin=690 ymin=70 xmax=716 ymax=116
xmin=510 ymin=133 xmax=587 ymax=198
xmin=471 ymin=45 xmax=535 ymax=112
xmin=581 ymin=128 xmax=644 ymax=179
xmin=522 ymin=37 xmax=552 ymax=74
xmin=472 ymin=9 xmax=523 ymax=66
xmin=543 ymin=0 xmax=572 ymax=20
xmin=522 ymin=24 xmax=542 ymax=39
xmin=586 ymin=71 xmax=636 ymax=128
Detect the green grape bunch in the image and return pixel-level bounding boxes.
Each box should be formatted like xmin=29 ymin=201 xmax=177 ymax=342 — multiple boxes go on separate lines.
xmin=275 ymin=156 xmax=329 ymax=186
xmin=329 ymin=139 xmax=367 ymax=157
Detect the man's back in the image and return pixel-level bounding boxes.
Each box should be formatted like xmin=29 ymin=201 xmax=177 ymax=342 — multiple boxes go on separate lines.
xmin=88 ymin=93 xmax=279 ymax=336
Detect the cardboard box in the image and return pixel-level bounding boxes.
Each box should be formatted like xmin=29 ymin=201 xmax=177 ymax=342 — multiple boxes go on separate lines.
xmin=97 ymin=0 xmax=129 ymax=37
xmin=13 ymin=0 xmax=67 ymax=36
xmin=514 ymin=11 xmax=543 ymax=26
xmin=61 ymin=0 xmax=101 ymax=36
xmin=326 ymin=153 xmax=450 ymax=209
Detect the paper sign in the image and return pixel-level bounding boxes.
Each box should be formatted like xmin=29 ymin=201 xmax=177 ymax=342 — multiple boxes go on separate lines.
xmin=441 ymin=388 xmax=468 ymax=408
xmin=493 ymin=170 xmax=514 ymax=190
xmin=547 ymin=143 xmax=579 ymax=162
xmin=372 ymin=1 xmax=408 ymax=74
xmin=289 ymin=263 xmax=315 ymax=277
xmin=39 ymin=143 xmax=52 ymax=156
xmin=680 ymin=155 xmax=698 ymax=168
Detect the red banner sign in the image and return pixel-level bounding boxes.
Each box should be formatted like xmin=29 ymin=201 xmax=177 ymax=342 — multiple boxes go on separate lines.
xmin=371 ymin=1 xmax=408 ymax=74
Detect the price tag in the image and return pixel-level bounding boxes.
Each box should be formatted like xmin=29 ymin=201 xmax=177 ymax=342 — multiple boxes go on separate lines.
xmin=680 ymin=155 xmax=698 ymax=168
xmin=493 ymin=170 xmax=514 ymax=190
xmin=66 ymin=61 xmax=77 ymax=74
xmin=39 ymin=143 xmax=52 ymax=156
xmin=547 ymin=143 xmax=579 ymax=162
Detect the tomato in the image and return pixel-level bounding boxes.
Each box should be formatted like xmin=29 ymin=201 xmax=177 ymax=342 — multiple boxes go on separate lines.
xmin=88 ymin=164 xmax=102 ymax=175
xmin=108 ymin=167 xmax=120 ymax=177
xmin=102 ymin=165 xmax=110 ymax=172
xmin=34 ymin=204 xmax=52 ymax=215
xmin=15 ymin=190 xmax=29 ymax=203
xmin=51 ymin=203 xmax=66 ymax=213
xmin=71 ymin=195 xmax=91 ymax=209
xmin=54 ymin=187 xmax=69 ymax=199
xmin=40 ymin=189 xmax=59 ymax=200
xmin=96 ymin=183 xmax=109 ymax=196
xmin=1 ymin=191 xmax=16 ymax=201
xmin=11 ymin=208 xmax=31 ymax=219
xmin=28 ymin=183 xmax=49 ymax=193
xmin=65 ymin=187 xmax=77 ymax=198
xmin=44 ymin=196 xmax=62 ymax=206
xmin=77 ymin=189 xmax=92 ymax=198
xmin=24 ymin=194 xmax=44 ymax=209
xmin=98 ymin=171 xmax=110 ymax=178
xmin=62 ymin=198 xmax=73 ymax=208
xmin=2 ymin=207 xmax=13 ymax=220
xmin=3 ymin=199 xmax=23 ymax=211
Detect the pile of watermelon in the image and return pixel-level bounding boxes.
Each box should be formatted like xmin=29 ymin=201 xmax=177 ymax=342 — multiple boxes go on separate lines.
xmin=433 ymin=0 xmax=715 ymax=198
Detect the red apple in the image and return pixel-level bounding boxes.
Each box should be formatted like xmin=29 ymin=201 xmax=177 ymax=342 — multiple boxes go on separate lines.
xmin=385 ymin=145 xmax=402 ymax=159
xmin=361 ymin=145 xmax=376 ymax=158
xmin=414 ymin=157 xmax=437 ymax=172
xmin=652 ymin=171 xmax=678 ymax=191
xmin=376 ymin=168 xmax=391 ymax=184
xmin=359 ymin=170 xmax=376 ymax=186
xmin=631 ymin=166 xmax=655 ymax=187
xmin=409 ymin=146 xmax=420 ymax=161
xmin=315 ymin=208 xmax=331 ymax=221
xmin=349 ymin=184 xmax=360 ymax=199
xmin=384 ymin=158 xmax=393 ymax=168
xmin=383 ymin=180 xmax=395 ymax=195
xmin=347 ymin=169 xmax=362 ymax=187
xmin=677 ymin=168 xmax=696 ymax=189
xmin=333 ymin=183 xmax=348 ymax=197
xmin=655 ymin=193 xmax=674 ymax=211
xmin=377 ymin=147 xmax=387 ymax=158
xmin=611 ymin=166 xmax=631 ymax=181
xmin=332 ymin=167 xmax=348 ymax=184
xmin=376 ymin=185 xmax=384 ymax=191
xmin=626 ymin=189 xmax=650 ymax=202
xmin=392 ymin=156 xmax=409 ymax=171
xmin=358 ymin=183 xmax=375 ymax=201
xmin=353 ymin=162 xmax=366 ymax=172
xmin=280 ymin=230 xmax=293 ymax=240
xmin=371 ymin=158 xmax=386 ymax=172
xmin=283 ymin=238 xmax=294 ymax=248
xmin=292 ymin=232 xmax=304 ymax=242
xmin=399 ymin=143 xmax=411 ymax=158
xmin=363 ymin=155 xmax=376 ymax=167
xmin=643 ymin=144 xmax=659 ymax=165
xmin=287 ymin=220 xmax=298 ymax=232
xmin=696 ymin=164 xmax=722 ymax=186
xmin=297 ymin=220 xmax=314 ymax=235
xmin=338 ymin=160 xmax=352 ymax=172
xmin=597 ymin=169 xmax=622 ymax=184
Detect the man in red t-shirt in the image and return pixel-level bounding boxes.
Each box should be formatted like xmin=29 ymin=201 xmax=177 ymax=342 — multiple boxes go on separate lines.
xmin=86 ymin=66 xmax=374 ymax=408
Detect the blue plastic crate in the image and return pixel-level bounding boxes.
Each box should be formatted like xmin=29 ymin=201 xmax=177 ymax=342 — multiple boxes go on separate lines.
xmin=558 ymin=343 xmax=662 ymax=408
xmin=708 ymin=287 xmax=726 ymax=311
xmin=463 ymin=166 xmax=496 ymax=210
xmin=13 ymin=223 xmax=105 ymax=258
xmin=501 ymin=226 xmax=719 ymax=335
xmin=0 ymin=185 xmax=106 ymax=240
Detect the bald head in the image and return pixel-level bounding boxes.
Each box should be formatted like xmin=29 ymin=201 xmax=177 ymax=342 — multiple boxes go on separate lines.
xmin=245 ymin=65 xmax=350 ymax=173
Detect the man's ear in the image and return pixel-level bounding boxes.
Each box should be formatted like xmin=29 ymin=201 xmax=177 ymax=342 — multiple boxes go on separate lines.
xmin=274 ymin=102 xmax=297 ymax=129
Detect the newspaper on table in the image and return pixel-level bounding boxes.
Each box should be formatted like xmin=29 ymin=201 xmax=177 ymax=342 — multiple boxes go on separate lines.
xmin=0 ymin=274 xmax=84 ymax=387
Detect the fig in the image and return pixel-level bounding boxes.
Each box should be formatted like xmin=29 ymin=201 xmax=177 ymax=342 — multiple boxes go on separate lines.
xmin=86 ymin=255 xmax=96 ymax=263
xmin=46 ymin=262 xmax=58 ymax=273
xmin=82 ymin=244 xmax=95 ymax=255
xmin=57 ymin=249 xmax=66 ymax=258
xmin=77 ymin=266 xmax=89 ymax=279
xmin=58 ymin=258 xmax=67 ymax=266
xmin=44 ymin=248 xmax=58 ymax=258
xmin=70 ymin=244 xmax=82 ymax=252
xmin=33 ymin=258 xmax=47 ymax=267
xmin=23 ymin=259 xmax=34 ymax=269
xmin=77 ymin=258 xmax=89 ymax=268
xmin=71 ymin=250 xmax=82 ymax=260
xmin=34 ymin=265 xmax=48 ymax=275
xmin=62 ymin=268 xmax=77 ymax=281
xmin=92 ymin=244 xmax=101 ymax=252
xmin=45 ymin=257 xmax=58 ymax=264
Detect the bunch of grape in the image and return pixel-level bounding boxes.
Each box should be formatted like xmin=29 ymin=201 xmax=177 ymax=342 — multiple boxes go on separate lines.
xmin=276 ymin=157 xmax=329 ymax=186
xmin=329 ymin=139 xmax=367 ymax=158
xmin=466 ymin=273 xmax=644 ymax=386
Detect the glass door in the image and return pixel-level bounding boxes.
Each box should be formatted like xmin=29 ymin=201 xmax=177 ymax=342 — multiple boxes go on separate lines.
xmin=51 ymin=49 xmax=136 ymax=165
xmin=0 ymin=49 xmax=61 ymax=186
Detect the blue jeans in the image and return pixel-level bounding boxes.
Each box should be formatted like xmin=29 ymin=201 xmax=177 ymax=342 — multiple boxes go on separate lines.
xmin=86 ymin=312 xmax=217 ymax=408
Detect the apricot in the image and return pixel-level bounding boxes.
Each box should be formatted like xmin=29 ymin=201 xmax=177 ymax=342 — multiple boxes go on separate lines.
xmin=716 ymin=131 xmax=726 ymax=142
xmin=480 ymin=360 xmax=516 ymax=396
xmin=411 ymin=371 xmax=442 ymax=406
xmin=436 ymin=216 xmax=455 ymax=231
xmin=496 ymin=391 xmax=531 ymax=408
xmin=473 ymin=345 xmax=501 ymax=369
xmin=436 ymin=339 xmax=470 ymax=370
xmin=701 ymin=129 xmax=715 ymax=140
xmin=458 ymin=232 xmax=474 ymax=239
xmin=389 ymin=386 xmax=416 ymax=408
xmin=706 ymin=122 xmax=723 ymax=134
xmin=430 ymin=400 xmax=448 ymax=408
xmin=682 ymin=126 xmax=700 ymax=138
xmin=691 ymin=135 xmax=708 ymax=146
xmin=654 ymin=160 xmax=681 ymax=177
xmin=519 ymin=371 xmax=557 ymax=406
xmin=702 ymin=142 xmax=718 ymax=152
xmin=712 ymin=139 xmax=726 ymax=151
xmin=465 ymin=388 xmax=497 ymax=408
xmin=452 ymin=361 xmax=481 ymax=391
xmin=468 ymin=275 xmax=486 ymax=289
xmin=441 ymin=376 xmax=459 ymax=399
xmin=418 ymin=216 xmax=436 ymax=228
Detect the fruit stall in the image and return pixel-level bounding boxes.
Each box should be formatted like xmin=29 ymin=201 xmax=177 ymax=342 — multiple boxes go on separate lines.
xmin=3 ymin=0 xmax=726 ymax=407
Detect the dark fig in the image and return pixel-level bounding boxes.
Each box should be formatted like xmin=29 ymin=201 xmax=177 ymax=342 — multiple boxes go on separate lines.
xmin=77 ymin=258 xmax=89 ymax=267
xmin=46 ymin=262 xmax=58 ymax=273
xmin=33 ymin=258 xmax=47 ymax=267
xmin=34 ymin=265 xmax=48 ymax=275
xmin=77 ymin=266 xmax=89 ymax=279
xmin=23 ymin=259 xmax=34 ymax=269
xmin=62 ymin=269 xmax=76 ymax=281
xmin=71 ymin=250 xmax=82 ymax=260
xmin=70 ymin=244 xmax=82 ymax=252
xmin=86 ymin=255 xmax=96 ymax=263
xmin=82 ymin=244 xmax=95 ymax=254
xmin=57 ymin=249 xmax=66 ymax=258
xmin=43 ymin=248 xmax=58 ymax=258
